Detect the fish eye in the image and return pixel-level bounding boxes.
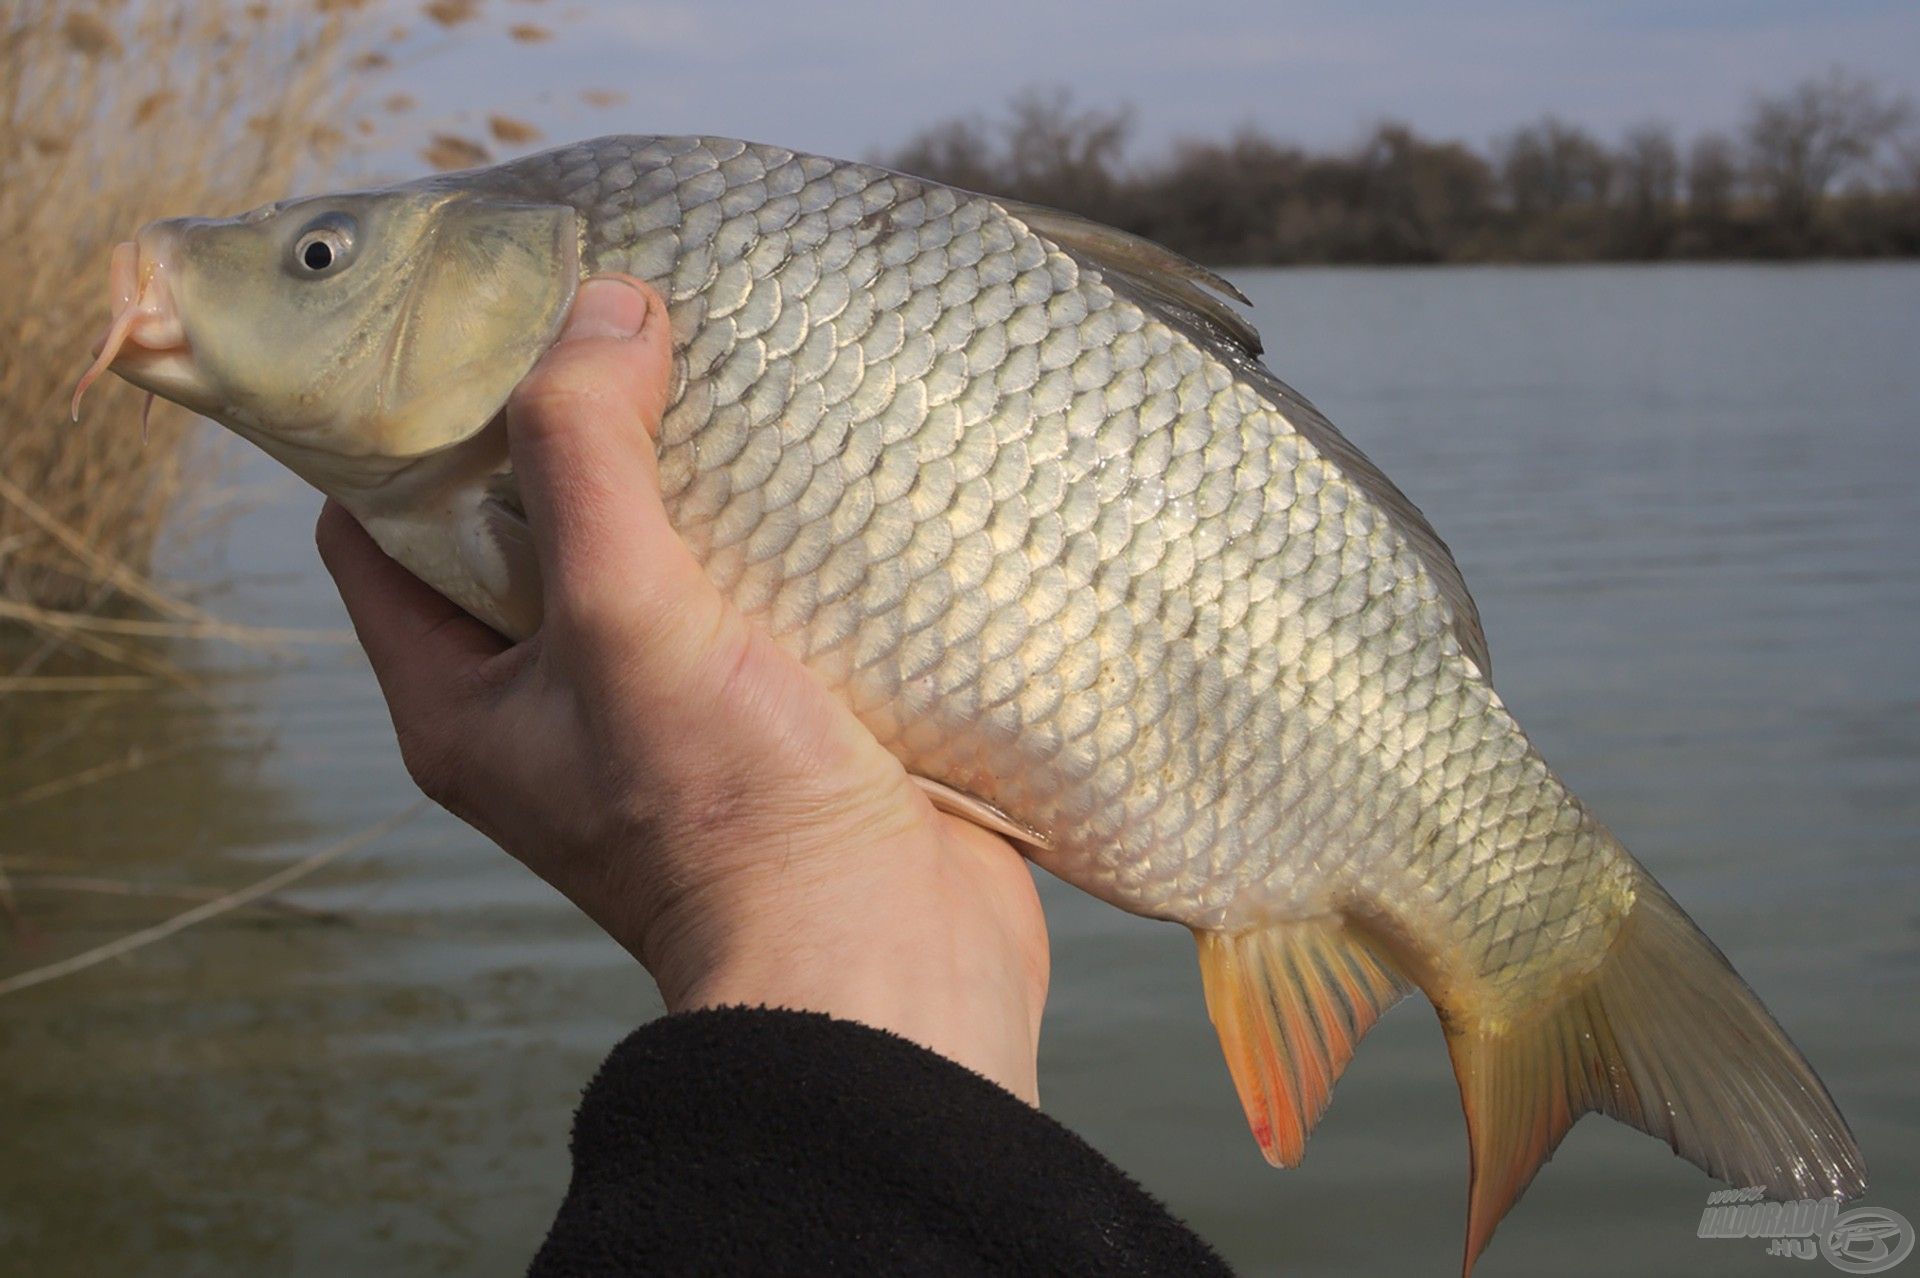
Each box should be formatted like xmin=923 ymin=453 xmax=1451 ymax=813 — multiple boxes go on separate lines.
xmin=300 ymin=235 xmax=340 ymax=271
xmin=289 ymin=213 xmax=358 ymax=277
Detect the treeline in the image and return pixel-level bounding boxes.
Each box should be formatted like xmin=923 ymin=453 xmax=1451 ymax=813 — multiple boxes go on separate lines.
xmin=873 ymin=69 xmax=1919 ymax=264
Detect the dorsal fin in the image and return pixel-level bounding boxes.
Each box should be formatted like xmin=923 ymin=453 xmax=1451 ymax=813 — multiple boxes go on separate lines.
xmin=994 ymin=198 xmax=1265 ymax=356
xmin=1004 ymin=197 xmax=1491 ymax=673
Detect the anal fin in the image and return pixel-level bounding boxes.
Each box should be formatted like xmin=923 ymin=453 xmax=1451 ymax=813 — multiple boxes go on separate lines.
xmin=1195 ymin=916 xmax=1412 ymax=1168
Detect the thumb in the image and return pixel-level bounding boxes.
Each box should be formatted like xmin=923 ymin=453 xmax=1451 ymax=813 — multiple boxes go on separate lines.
xmin=506 ymin=275 xmax=736 ymax=674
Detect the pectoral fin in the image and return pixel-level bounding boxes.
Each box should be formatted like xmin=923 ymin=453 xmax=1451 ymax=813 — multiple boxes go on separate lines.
xmin=910 ymin=776 xmax=1055 ymax=854
xmin=456 ymin=481 xmax=543 ymax=640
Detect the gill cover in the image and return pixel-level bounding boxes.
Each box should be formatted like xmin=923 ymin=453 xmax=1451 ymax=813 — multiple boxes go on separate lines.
xmin=372 ymin=193 xmax=580 ymax=459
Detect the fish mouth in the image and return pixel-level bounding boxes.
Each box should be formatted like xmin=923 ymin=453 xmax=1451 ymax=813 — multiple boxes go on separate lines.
xmin=71 ymin=226 xmax=195 ymax=422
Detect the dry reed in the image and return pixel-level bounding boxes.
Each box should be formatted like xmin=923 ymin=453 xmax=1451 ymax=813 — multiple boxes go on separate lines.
xmin=0 ymin=2 xmax=593 ymax=987
xmin=0 ymin=0 xmax=370 ymax=682
xmin=1 ymin=1 xmax=594 ymax=683
xmin=0 ymin=799 xmax=425 ymax=998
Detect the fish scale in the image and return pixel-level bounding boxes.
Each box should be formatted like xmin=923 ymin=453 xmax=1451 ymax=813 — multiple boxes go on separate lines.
xmin=95 ymin=132 xmax=1864 ymax=1272
xmin=498 ymin=134 xmax=1627 ymax=980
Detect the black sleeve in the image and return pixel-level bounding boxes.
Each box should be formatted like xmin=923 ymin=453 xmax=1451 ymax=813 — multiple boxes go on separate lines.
xmin=529 ymin=1006 xmax=1233 ymax=1276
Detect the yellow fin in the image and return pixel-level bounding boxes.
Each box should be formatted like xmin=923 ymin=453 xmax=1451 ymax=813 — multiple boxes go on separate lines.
xmin=1444 ymin=873 xmax=1865 ymax=1276
xmin=1194 ymin=917 xmax=1412 ymax=1168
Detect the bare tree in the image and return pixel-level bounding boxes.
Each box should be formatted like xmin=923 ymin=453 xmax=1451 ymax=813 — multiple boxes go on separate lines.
xmin=1000 ymin=88 xmax=1132 ymax=217
xmin=1743 ymin=68 xmax=1912 ymax=227
xmin=1497 ymin=116 xmax=1612 ymax=213
xmin=875 ymin=75 xmax=1916 ymax=265
xmin=1355 ymin=122 xmax=1496 ymax=260
xmin=880 ymin=88 xmax=1132 ymax=219
xmin=877 ymin=117 xmax=1001 ymax=194
xmin=1897 ymin=132 xmax=1920 ymax=198
xmin=1138 ymin=128 xmax=1307 ymax=263
xmin=1617 ymin=122 xmax=1680 ymax=219
xmin=1686 ymin=133 xmax=1740 ymax=217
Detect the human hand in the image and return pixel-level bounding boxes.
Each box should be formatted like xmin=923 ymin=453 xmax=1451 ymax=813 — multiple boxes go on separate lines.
xmin=316 ymin=276 xmax=1050 ymax=1102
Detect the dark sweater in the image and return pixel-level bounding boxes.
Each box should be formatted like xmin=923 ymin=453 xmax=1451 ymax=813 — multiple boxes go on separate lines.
xmin=529 ymin=1007 xmax=1232 ymax=1275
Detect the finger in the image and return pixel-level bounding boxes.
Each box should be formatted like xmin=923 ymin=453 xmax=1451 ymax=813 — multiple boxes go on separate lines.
xmin=506 ymin=274 xmax=734 ymax=668
xmin=315 ymin=500 xmax=507 ymax=727
xmin=509 ymin=275 xmax=682 ymax=596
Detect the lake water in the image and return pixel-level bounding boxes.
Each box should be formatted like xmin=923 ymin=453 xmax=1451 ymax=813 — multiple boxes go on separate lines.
xmin=3 ymin=263 xmax=1916 ymax=1276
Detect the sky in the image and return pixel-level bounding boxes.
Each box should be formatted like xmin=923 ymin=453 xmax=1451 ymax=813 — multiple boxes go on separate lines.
xmin=377 ymin=0 xmax=1920 ymax=167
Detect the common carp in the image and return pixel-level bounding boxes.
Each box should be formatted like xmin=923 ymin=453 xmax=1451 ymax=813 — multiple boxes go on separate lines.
xmin=73 ymin=135 xmax=1864 ymax=1272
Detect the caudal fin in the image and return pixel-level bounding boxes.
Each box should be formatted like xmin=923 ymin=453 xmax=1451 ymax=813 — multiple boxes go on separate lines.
xmin=1444 ymin=872 xmax=1865 ymax=1275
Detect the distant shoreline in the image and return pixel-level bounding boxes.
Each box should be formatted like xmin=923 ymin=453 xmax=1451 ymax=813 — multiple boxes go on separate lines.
xmin=1196 ymin=254 xmax=1920 ymax=270
xmin=876 ymin=75 xmax=1918 ymax=271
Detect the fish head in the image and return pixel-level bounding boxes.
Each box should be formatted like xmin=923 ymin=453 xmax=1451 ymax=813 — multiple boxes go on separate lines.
xmin=79 ymin=184 xmax=580 ymax=494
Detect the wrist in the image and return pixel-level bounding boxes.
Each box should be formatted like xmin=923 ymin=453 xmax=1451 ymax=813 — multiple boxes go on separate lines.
xmin=652 ymin=836 xmax=1046 ymax=1104
xmin=677 ymin=941 xmax=1042 ymax=1105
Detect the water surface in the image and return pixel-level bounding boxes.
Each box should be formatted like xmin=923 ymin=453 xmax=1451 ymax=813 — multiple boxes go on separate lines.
xmin=3 ymin=263 xmax=1916 ymax=1275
